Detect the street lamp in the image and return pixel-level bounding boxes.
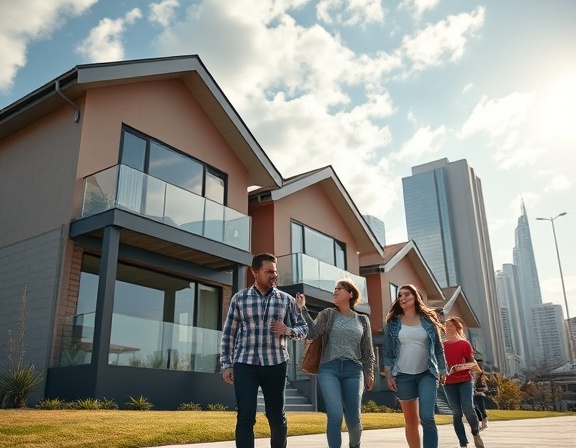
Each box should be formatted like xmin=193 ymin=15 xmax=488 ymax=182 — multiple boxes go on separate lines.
xmin=536 ymin=212 xmax=573 ymax=361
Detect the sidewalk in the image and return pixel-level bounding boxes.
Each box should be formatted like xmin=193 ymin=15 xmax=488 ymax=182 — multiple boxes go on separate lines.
xmin=157 ymin=415 xmax=576 ymax=447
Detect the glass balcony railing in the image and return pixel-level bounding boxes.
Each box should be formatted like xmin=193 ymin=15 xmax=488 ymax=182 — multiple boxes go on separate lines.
xmin=80 ymin=164 xmax=251 ymax=251
xmin=58 ymin=312 xmax=222 ymax=373
xmin=276 ymin=253 xmax=368 ymax=303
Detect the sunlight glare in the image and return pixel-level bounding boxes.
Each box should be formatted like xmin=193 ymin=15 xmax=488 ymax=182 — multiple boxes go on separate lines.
xmin=539 ymin=75 xmax=576 ymax=140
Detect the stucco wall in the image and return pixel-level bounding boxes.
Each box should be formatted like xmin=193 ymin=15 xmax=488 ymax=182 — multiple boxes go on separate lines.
xmin=74 ymin=79 xmax=250 ymax=217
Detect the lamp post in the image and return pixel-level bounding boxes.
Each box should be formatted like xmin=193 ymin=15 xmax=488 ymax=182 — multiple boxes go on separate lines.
xmin=536 ymin=212 xmax=573 ymax=361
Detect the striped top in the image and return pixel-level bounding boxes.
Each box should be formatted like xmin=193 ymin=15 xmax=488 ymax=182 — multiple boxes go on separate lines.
xmin=220 ymin=285 xmax=308 ymax=370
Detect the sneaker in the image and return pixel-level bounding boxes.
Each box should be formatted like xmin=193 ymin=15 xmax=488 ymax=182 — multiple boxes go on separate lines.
xmin=481 ymin=418 xmax=488 ymax=430
xmin=473 ymin=433 xmax=484 ymax=448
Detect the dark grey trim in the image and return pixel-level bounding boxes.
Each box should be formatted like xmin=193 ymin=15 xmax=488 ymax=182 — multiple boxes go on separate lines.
xmin=92 ymin=226 xmax=120 ymax=388
xmin=70 ymin=208 xmax=252 ymax=266
xmin=73 ymin=235 xmax=232 ymax=286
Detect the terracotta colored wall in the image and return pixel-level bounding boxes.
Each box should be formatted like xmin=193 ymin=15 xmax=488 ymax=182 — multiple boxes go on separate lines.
xmin=74 ymin=79 xmax=250 ymax=216
xmin=0 ymin=104 xmax=84 ymax=246
xmin=272 ymin=184 xmax=360 ymax=272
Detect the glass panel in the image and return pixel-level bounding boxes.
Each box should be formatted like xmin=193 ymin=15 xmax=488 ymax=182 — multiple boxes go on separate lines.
xmin=120 ymin=131 xmax=146 ymax=171
xmin=149 ymin=141 xmax=203 ymax=195
xmin=224 ymin=208 xmax=250 ymax=251
xmin=205 ymin=169 xmax=225 ymax=204
xmin=196 ymin=284 xmax=219 ymax=330
xmin=116 ymin=165 xmax=143 ymax=214
xmin=204 ymin=199 xmax=224 ymax=242
xmin=82 ymin=165 xmax=118 ymax=217
xmin=291 ymin=222 xmax=303 ymax=253
xmin=164 ymin=182 xmax=205 ymax=234
xmin=335 ymin=241 xmax=346 ymax=269
xmin=304 ymin=227 xmax=334 ymax=265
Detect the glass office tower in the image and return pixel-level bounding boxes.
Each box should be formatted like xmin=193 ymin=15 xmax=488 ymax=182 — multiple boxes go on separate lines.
xmin=402 ymin=158 xmax=506 ymax=371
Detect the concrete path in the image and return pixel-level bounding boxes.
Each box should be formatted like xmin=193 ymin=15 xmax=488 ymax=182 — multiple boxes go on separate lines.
xmin=157 ymin=415 xmax=576 ymax=447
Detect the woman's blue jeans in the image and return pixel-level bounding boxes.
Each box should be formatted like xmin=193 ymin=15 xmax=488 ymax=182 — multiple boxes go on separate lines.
xmin=318 ymin=359 xmax=364 ymax=448
xmin=444 ymin=380 xmax=480 ymax=446
xmin=395 ymin=371 xmax=439 ymax=448
xmin=233 ymin=362 xmax=288 ymax=448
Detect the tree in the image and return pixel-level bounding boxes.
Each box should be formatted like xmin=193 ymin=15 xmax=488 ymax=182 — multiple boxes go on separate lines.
xmin=487 ymin=372 xmax=522 ymax=410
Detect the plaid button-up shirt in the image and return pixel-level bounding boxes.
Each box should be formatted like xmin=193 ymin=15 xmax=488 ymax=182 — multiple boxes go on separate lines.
xmin=220 ymin=286 xmax=308 ymax=370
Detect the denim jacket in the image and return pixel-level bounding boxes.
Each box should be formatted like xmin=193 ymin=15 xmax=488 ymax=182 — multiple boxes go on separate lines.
xmin=382 ymin=316 xmax=446 ymax=377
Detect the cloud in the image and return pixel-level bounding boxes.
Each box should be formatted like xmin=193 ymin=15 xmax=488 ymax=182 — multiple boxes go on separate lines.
xmin=543 ymin=174 xmax=571 ymax=192
xmin=392 ymin=125 xmax=447 ymax=162
xmin=76 ymin=8 xmax=143 ymax=62
xmin=401 ymin=6 xmax=485 ymax=72
xmin=0 ymin=0 xmax=97 ymax=92
xmin=462 ymin=82 xmax=473 ymax=94
xmin=149 ymin=0 xmax=180 ymax=27
xmin=398 ymin=0 xmax=439 ymax=21
xmin=317 ymin=0 xmax=385 ymax=27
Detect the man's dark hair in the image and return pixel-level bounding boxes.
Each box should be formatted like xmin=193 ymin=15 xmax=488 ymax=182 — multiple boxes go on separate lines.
xmin=251 ymin=253 xmax=277 ymax=269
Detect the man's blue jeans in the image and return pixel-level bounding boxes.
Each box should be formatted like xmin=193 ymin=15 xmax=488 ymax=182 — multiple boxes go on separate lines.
xmin=395 ymin=370 xmax=439 ymax=448
xmin=233 ymin=362 xmax=287 ymax=448
xmin=318 ymin=359 xmax=364 ymax=448
xmin=444 ymin=380 xmax=480 ymax=447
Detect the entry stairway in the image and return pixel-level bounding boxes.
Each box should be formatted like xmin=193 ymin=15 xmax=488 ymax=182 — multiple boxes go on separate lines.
xmin=257 ymin=386 xmax=314 ymax=412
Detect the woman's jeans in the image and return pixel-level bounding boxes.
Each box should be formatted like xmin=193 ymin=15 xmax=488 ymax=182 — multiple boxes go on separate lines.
xmin=395 ymin=371 xmax=439 ymax=448
xmin=233 ymin=362 xmax=288 ymax=448
xmin=444 ymin=380 xmax=480 ymax=446
xmin=318 ymin=359 xmax=364 ymax=448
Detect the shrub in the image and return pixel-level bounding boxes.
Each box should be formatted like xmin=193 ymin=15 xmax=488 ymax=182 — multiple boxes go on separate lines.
xmin=72 ymin=398 xmax=102 ymax=410
xmin=36 ymin=397 xmax=67 ymax=410
xmin=0 ymin=287 xmax=44 ymax=408
xmin=206 ymin=403 xmax=228 ymax=411
xmin=126 ymin=395 xmax=153 ymax=411
xmin=100 ymin=397 xmax=119 ymax=410
xmin=361 ymin=400 xmax=381 ymax=413
xmin=178 ymin=402 xmax=203 ymax=411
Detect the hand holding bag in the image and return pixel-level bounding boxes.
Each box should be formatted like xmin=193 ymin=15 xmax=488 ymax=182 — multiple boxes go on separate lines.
xmin=300 ymin=337 xmax=322 ymax=375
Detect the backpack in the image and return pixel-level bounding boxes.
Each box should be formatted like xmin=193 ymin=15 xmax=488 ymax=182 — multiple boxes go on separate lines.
xmin=475 ymin=371 xmax=488 ymax=392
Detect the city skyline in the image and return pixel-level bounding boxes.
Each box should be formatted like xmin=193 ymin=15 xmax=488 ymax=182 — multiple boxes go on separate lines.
xmin=1 ymin=1 xmax=575 ymax=316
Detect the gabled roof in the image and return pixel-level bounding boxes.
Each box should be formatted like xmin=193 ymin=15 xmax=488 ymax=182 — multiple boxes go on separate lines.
xmin=250 ymin=165 xmax=383 ymax=257
xmin=0 ymin=55 xmax=282 ymax=189
xmin=428 ymin=286 xmax=481 ymax=328
xmin=360 ymin=240 xmax=444 ymax=302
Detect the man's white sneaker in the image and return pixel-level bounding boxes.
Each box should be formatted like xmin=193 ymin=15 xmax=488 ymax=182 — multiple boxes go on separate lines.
xmin=481 ymin=418 xmax=488 ymax=430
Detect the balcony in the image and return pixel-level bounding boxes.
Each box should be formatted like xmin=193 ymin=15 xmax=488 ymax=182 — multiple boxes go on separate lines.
xmin=276 ymin=253 xmax=368 ymax=303
xmin=80 ymin=164 xmax=250 ymax=251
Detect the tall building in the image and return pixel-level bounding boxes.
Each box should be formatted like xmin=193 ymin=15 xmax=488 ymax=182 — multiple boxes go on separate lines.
xmin=363 ymin=214 xmax=386 ymax=248
xmin=512 ymin=200 xmax=543 ymax=366
xmin=402 ymin=158 xmax=506 ymax=370
xmin=531 ymin=303 xmax=570 ymax=368
xmin=495 ymin=264 xmax=526 ymax=374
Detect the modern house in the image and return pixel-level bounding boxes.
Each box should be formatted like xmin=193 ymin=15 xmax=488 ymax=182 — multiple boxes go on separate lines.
xmin=0 ymin=55 xmax=284 ymax=409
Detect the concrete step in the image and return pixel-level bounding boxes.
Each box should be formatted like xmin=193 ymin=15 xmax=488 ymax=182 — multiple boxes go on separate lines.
xmin=257 ymin=387 xmax=314 ymax=412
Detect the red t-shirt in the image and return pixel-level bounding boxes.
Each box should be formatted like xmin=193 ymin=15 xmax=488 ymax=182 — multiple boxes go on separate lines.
xmin=443 ymin=339 xmax=474 ymax=384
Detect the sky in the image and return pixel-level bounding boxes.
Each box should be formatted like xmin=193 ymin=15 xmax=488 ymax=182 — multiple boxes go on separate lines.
xmin=1 ymin=0 xmax=575 ymax=317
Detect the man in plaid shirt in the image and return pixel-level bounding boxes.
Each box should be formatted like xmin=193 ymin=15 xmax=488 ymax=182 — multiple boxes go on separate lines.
xmin=221 ymin=253 xmax=308 ymax=448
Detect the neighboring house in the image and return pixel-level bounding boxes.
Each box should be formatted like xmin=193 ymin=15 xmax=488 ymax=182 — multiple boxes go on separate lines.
xmin=0 ymin=55 xmax=284 ymax=409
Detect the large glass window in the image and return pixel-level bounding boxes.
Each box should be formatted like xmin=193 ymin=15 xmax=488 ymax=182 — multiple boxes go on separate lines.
xmin=291 ymin=221 xmax=346 ymax=269
xmin=61 ymin=253 xmax=222 ymax=372
xmin=120 ymin=126 xmax=227 ymax=204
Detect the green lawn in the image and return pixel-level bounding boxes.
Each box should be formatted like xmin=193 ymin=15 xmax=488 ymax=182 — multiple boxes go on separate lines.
xmin=0 ymin=409 xmax=571 ymax=448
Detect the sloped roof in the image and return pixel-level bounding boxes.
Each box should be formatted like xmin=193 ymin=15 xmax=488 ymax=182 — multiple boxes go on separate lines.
xmin=0 ymin=55 xmax=282 ymax=189
xmin=361 ymin=240 xmax=444 ymax=302
xmin=250 ymin=165 xmax=383 ymax=257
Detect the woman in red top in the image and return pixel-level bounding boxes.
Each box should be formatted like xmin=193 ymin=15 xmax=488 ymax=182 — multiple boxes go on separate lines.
xmin=443 ymin=316 xmax=484 ymax=448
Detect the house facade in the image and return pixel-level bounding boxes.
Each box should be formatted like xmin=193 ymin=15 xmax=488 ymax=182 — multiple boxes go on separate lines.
xmin=0 ymin=56 xmax=283 ymax=409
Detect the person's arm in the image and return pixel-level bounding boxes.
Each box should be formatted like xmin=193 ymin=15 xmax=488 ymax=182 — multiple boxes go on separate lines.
xmin=382 ymin=321 xmax=397 ymax=392
xmin=360 ymin=315 xmax=375 ymax=390
xmin=220 ymin=293 xmax=240 ymax=383
xmin=300 ymin=306 xmax=329 ymax=340
xmin=285 ymin=296 xmax=308 ymax=339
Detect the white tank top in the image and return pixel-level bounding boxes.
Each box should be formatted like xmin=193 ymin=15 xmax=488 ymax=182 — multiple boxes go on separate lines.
xmin=397 ymin=323 xmax=428 ymax=374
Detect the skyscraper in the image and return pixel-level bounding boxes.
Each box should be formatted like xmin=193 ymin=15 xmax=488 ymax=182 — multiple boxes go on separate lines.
xmin=402 ymin=158 xmax=506 ymax=370
xmin=512 ymin=200 xmax=543 ymax=366
xmin=495 ymin=264 xmax=526 ymax=374
xmin=363 ymin=214 xmax=386 ymax=248
xmin=531 ymin=303 xmax=570 ymax=368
